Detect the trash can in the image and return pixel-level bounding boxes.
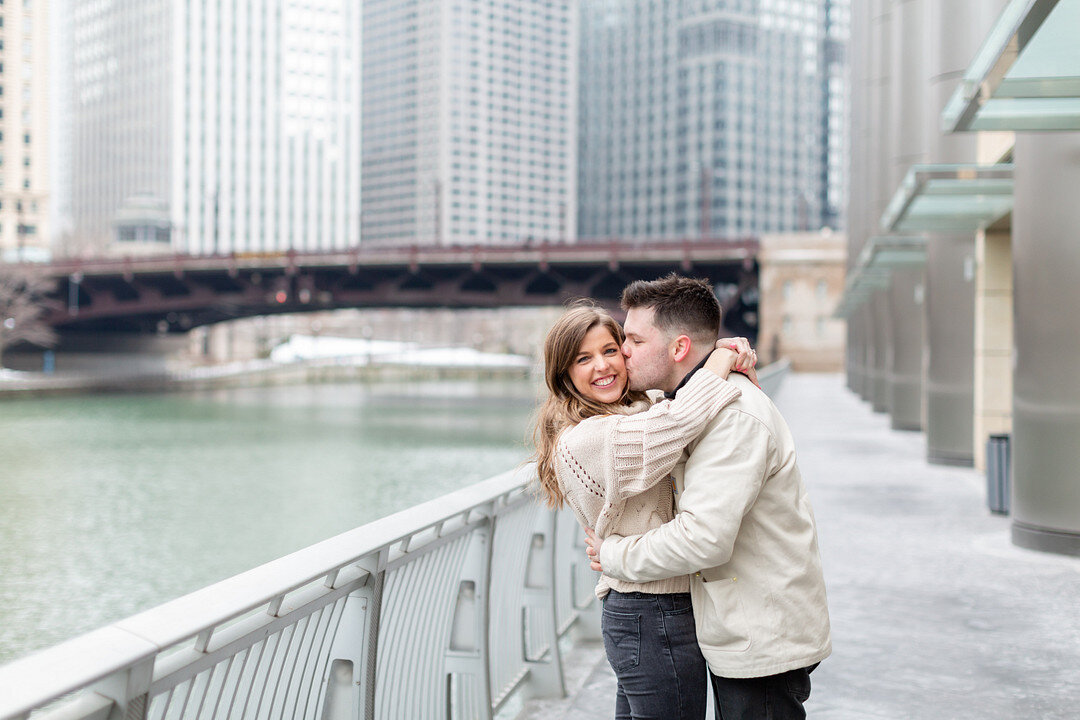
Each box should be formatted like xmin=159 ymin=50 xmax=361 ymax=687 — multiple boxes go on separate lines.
xmin=986 ymin=434 xmax=1011 ymax=515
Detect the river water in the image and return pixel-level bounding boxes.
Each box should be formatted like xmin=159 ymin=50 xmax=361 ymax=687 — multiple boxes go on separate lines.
xmin=0 ymin=379 xmax=538 ymax=664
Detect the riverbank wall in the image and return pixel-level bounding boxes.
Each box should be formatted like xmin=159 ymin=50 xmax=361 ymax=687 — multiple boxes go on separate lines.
xmin=0 ymin=356 xmax=536 ymax=399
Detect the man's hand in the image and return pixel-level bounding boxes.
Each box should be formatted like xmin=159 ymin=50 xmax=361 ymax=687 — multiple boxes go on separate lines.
xmin=585 ymin=527 xmax=604 ymax=572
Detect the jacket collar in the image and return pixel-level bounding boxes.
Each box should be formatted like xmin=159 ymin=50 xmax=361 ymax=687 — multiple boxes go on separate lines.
xmin=663 ymin=352 xmax=712 ymax=400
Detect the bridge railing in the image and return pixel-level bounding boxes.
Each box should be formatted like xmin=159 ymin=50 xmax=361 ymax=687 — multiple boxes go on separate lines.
xmin=0 ymin=466 xmax=601 ymax=720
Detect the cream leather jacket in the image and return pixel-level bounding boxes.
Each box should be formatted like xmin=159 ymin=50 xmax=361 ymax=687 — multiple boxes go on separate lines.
xmin=599 ymin=373 xmax=832 ymax=678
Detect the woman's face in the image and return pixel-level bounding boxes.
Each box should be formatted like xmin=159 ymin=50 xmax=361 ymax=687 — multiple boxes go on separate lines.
xmin=567 ymin=324 xmax=628 ymax=405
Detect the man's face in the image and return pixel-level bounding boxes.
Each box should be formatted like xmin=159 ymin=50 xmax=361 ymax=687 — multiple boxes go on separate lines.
xmin=622 ymin=306 xmax=677 ymax=392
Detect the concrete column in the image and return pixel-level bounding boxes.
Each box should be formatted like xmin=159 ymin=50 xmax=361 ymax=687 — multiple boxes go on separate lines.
xmin=887 ymin=270 xmax=924 ymax=430
xmin=846 ymin=324 xmax=860 ymax=393
xmin=1011 ymin=133 xmax=1080 ymax=556
xmin=856 ymin=307 xmax=874 ymax=400
xmin=923 ymin=237 xmax=976 ymax=464
xmin=846 ymin=0 xmax=872 ymax=396
xmin=920 ymin=0 xmax=1008 ymax=465
xmin=870 ymin=293 xmax=893 ymax=413
xmin=867 ymin=1 xmax=892 ymax=411
xmin=884 ymin=0 xmax=926 ymax=431
xmin=973 ymin=228 xmax=1013 ymax=470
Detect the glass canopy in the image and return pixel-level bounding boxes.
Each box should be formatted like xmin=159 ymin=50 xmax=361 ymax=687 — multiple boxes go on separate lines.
xmin=942 ymin=0 xmax=1080 ymax=132
xmin=880 ymin=164 xmax=1014 ymax=234
xmin=834 ymin=237 xmax=926 ymax=318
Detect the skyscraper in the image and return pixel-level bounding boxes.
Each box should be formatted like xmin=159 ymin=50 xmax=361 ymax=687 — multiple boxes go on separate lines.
xmin=60 ymin=0 xmax=361 ymax=256
xmin=578 ymin=0 xmax=848 ymax=240
xmin=0 ymin=0 xmax=51 ymax=260
xmin=361 ymin=0 xmax=578 ymax=246
xmin=821 ymin=0 xmax=850 ymax=230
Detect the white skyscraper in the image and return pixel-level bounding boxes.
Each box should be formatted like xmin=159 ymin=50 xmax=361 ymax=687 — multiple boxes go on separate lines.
xmin=361 ymin=0 xmax=578 ymax=246
xmin=60 ymin=0 xmax=361 ymax=256
xmin=0 ymin=0 xmax=51 ymax=260
xmin=579 ymin=0 xmax=847 ymax=239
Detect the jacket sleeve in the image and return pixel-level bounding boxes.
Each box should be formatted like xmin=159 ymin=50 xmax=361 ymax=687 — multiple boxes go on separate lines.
xmin=598 ymin=407 xmax=773 ymax=581
xmin=557 ymin=370 xmax=740 ymax=537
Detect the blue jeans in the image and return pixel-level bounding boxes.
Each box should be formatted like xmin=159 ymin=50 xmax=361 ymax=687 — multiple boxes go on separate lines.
xmin=602 ymin=590 xmax=708 ymax=720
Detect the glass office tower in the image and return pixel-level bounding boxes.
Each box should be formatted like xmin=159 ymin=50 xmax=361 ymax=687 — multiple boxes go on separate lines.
xmin=578 ymin=0 xmax=848 ymax=240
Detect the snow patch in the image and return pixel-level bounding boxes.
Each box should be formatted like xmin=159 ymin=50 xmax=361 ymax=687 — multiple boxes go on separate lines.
xmin=270 ymin=335 xmax=531 ymax=368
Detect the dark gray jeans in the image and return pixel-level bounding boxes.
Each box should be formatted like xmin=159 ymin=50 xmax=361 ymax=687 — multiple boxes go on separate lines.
xmin=602 ymin=590 xmax=708 ymax=720
xmin=710 ymin=663 xmax=818 ymax=720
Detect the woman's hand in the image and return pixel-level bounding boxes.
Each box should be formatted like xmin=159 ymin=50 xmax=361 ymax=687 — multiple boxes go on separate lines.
xmin=716 ymin=337 xmax=757 ymax=372
xmin=714 ymin=337 xmax=759 ymax=386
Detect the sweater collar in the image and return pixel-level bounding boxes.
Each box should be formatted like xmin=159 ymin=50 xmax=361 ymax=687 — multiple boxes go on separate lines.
xmin=663 ymin=352 xmax=712 ymax=400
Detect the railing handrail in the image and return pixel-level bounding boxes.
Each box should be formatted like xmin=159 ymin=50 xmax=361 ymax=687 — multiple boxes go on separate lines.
xmin=756 ymin=358 xmax=792 ymax=397
xmin=0 ymin=466 xmax=554 ymax=719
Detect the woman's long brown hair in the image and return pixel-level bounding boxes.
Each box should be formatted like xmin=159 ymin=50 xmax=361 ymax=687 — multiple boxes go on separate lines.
xmin=531 ymin=303 xmax=648 ymax=508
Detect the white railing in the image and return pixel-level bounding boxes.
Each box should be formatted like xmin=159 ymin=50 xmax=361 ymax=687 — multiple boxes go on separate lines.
xmin=756 ymin=358 xmax=791 ymax=398
xmin=0 ymin=466 xmax=600 ymax=720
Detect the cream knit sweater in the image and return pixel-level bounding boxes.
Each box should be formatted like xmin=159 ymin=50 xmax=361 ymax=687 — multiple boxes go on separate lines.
xmin=555 ymin=369 xmax=741 ymax=598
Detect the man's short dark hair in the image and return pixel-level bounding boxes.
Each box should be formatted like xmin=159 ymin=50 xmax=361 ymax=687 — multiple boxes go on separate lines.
xmin=621 ymin=274 xmax=721 ymax=340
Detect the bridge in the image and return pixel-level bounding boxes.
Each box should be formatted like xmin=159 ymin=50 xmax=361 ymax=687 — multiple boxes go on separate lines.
xmin=33 ymin=238 xmax=760 ymax=336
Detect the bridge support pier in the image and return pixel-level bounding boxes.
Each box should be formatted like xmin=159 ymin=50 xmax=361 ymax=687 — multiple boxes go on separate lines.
xmin=5 ymin=332 xmax=189 ymax=377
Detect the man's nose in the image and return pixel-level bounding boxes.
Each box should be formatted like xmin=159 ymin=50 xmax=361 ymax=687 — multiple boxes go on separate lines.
xmin=621 ymin=341 xmax=631 ymax=357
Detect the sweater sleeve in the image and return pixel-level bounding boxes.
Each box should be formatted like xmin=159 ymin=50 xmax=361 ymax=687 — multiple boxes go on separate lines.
xmin=557 ymin=370 xmax=741 ymax=537
xmin=599 ymin=405 xmax=773 ymax=582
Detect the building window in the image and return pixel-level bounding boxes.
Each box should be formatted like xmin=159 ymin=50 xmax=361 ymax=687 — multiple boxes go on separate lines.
xmin=782 ymin=280 xmax=793 ymax=300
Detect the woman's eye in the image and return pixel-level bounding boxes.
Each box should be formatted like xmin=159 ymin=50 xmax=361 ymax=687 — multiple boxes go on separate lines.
xmin=576 ymin=356 xmax=589 ymax=364
xmin=604 ymin=348 xmax=618 ymax=355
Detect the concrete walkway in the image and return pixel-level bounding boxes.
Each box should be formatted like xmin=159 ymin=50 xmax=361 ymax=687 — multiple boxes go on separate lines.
xmin=519 ymin=373 xmax=1080 ymax=720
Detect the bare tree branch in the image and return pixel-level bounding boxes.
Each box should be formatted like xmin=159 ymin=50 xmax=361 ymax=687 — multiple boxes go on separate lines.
xmin=0 ymin=266 xmax=59 ymax=368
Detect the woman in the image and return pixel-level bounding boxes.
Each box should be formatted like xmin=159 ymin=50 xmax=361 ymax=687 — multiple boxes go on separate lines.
xmin=532 ymin=303 xmax=755 ymax=720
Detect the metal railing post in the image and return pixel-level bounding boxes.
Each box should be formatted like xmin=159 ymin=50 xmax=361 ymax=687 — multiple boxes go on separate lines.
xmin=521 ymin=510 xmax=566 ymax=699
xmin=320 ymin=554 xmax=384 ymax=720
xmin=445 ymin=518 xmax=494 ymax=720
xmin=90 ymin=657 xmax=154 ymax=720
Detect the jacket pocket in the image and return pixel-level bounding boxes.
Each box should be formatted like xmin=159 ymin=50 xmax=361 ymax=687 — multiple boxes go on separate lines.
xmin=601 ymin=609 xmax=641 ymax=672
xmin=691 ymin=577 xmax=752 ymax=652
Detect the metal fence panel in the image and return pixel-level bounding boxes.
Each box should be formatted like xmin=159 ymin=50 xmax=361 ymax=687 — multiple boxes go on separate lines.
xmin=0 ymin=467 xmax=598 ymax=720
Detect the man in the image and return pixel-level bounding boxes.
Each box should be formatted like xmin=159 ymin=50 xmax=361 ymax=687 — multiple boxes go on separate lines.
xmin=586 ymin=274 xmax=831 ymax=719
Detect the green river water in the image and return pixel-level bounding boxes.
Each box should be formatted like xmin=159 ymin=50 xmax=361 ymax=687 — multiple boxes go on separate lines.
xmin=0 ymin=379 xmax=538 ymax=664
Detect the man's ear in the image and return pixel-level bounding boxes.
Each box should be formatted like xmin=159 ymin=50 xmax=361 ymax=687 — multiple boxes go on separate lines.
xmin=671 ymin=335 xmax=693 ymax=363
